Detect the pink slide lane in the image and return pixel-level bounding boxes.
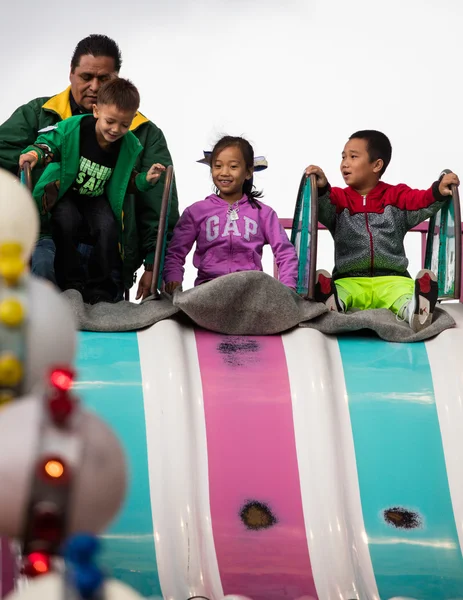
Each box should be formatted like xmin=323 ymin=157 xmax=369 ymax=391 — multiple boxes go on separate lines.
xmin=195 ymin=330 xmax=317 ymax=600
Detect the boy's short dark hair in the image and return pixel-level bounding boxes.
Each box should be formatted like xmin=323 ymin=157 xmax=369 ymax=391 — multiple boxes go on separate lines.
xmin=71 ymin=34 xmax=122 ymax=72
xmin=97 ymin=78 xmax=140 ymax=113
xmin=349 ymin=130 xmax=392 ymax=176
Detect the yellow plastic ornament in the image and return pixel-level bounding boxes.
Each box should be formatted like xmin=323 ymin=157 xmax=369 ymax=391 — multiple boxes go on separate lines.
xmin=0 ymin=391 xmax=13 ymax=407
xmin=0 ymin=298 xmax=24 ymax=327
xmin=0 ymin=354 xmax=23 ymax=387
xmin=0 ymin=242 xmax=24 ymax=286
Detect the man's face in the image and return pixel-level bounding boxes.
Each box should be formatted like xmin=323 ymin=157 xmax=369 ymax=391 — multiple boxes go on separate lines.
xmin=69 ymin=54 xmax=118 ymax=111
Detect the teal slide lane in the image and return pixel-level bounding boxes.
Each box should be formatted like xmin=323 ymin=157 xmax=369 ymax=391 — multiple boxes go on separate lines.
xmin=338 ymin=338 xmax=463 ymax=599
xmin=75 ymin=332 xmax=161 ymax=597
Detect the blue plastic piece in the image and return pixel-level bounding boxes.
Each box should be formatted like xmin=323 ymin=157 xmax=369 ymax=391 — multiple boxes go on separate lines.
xmin=64 ymin=534 xmax=105 ymax=599
xmin=64 ymin=533 xmax=101 ymax=564
xmin=73 ymin=564 xmax=105 ymax=599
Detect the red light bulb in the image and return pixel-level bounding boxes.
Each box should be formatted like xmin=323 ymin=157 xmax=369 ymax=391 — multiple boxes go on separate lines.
xmin=49 ymin=368 xmax=74 ymax=392
xmin=38 ymin=456 xmax=69 ymax=484
xmin=23 ymin=552 xmax=50 ymax=577
xmin=48 ymin=392 xmax=75 ymax=424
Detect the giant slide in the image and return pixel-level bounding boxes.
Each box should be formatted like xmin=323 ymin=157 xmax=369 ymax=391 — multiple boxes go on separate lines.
xmin=72 ymin=173 xmax=463 ymax=600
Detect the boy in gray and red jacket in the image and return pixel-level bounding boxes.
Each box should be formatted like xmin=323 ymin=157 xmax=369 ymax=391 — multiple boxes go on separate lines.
xmin=306 ymin=130 xmax=459 ymax=332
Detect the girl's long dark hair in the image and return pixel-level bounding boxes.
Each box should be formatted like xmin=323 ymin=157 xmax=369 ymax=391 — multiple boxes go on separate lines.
xmin=210 ymin=135 xmax=263 ymax=209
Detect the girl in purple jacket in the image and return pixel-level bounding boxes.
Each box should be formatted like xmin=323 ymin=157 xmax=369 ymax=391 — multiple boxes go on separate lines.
xmin=163 ymin=136 xmax=298 ymax=292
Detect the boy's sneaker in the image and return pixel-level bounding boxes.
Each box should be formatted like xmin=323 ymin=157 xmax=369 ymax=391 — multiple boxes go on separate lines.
xmin=408 ymin=269 xmax=438 ymax=332
xmin=314 ymin=269 xmax=342 ymax=312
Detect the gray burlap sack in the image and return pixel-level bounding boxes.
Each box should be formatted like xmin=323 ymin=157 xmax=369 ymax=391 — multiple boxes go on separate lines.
xmin=62 ymin=274 xmax=456 ymax=341
xmin=172 ymin=271 xmax=327 ymax=335
xmin=300 ymin=306 xmax=455 ymax=342
xmin=62 ymin=289 xmax=179 ymax=332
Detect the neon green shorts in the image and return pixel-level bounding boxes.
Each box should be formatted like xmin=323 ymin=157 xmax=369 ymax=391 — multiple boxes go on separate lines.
xmin=335 ymin=276 xmax=414 ymax=315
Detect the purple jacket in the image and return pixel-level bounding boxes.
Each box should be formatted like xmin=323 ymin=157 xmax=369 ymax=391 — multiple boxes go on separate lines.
xmin=163 ymin=194 xmax=298 ymax=287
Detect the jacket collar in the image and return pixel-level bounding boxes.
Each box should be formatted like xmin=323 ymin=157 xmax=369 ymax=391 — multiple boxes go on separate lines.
xmin=42 ymin=86 xmax=149 ymax=131
xmin=345 ymin=180 xmax=390 ymax=199
xmin=209 ymin=193 xmax=249 ymax=205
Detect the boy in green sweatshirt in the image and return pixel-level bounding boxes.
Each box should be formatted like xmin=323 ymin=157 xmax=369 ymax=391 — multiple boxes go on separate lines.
xmin=20 ymin=78 xmax=164 ymax=304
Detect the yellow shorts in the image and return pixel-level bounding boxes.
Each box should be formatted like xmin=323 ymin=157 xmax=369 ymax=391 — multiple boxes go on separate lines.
xmin=335 ymin=276 xmax=414 ymax=315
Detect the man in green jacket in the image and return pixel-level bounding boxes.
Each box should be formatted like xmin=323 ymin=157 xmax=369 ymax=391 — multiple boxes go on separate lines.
xmin=0 ymin=34 xmax=179 ymax=299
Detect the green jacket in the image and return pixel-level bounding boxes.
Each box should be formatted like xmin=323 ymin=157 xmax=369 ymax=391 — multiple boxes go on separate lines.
xmin=0 ymin=87 xmax=179 ymax=287
xmin=23 ymin=114 xmax=157 ymax=287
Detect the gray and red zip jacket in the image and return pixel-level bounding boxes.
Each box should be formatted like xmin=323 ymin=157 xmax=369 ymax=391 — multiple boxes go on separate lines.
xmin=318 ymin=180 xmax=449 ymax=279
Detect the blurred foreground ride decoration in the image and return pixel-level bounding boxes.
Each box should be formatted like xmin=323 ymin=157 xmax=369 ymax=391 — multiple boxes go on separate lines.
xmin=0 ymin=167 xmax=76 ymax=399
xmin=0 ymin=166 xmax=141 ymax=598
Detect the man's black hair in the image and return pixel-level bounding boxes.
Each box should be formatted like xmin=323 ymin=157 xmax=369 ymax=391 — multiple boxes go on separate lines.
xmin=349 ymin=130 xmax=392 ymax=176
xmin=71 ymin=34 xmax=122 ymax=72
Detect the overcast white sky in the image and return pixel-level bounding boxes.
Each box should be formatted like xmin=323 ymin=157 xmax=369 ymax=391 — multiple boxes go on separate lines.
xmin=1 ymin=0 xmax=461 ymax=288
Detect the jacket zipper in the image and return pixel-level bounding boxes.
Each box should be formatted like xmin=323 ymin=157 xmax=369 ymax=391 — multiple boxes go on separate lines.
xmin=228 ymin=202 xmax=237 ymax=273
xmin=229 ymin=230 xmax=232 ymax=273
xmin=363 ymin=194 xmax=374 ymax=276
